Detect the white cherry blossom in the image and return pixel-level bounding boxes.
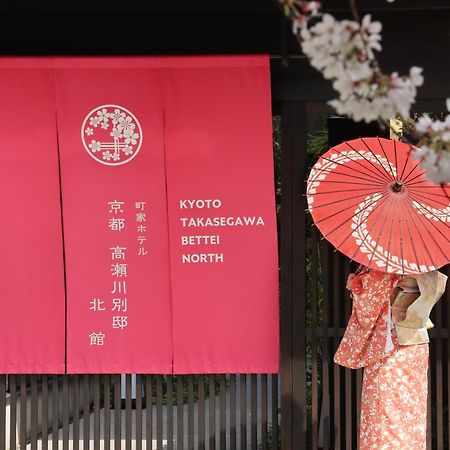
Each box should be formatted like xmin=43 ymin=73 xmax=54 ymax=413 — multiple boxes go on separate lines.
xmin=124 ymin=131 xmax=139 ymax=146
xmin=413 ymin=100 xmax=450 ymax=183
xmin=102 ymin=151 xmax=113 ymax=161
xmin=416 ymin=115 xmax=433 ymax=134
xmin=110 ymin=108 xmax=126 ymax=125
xmin=110 ymin=127 xmax=123 ymax=139
xmin=123 ymin=145 xmax=133 ymax=156
xmin=281 ymin=0 xmax=321 ymax=33
xmin=414 ymin=146 xmax=450 ymax=184
xmin=96 ymin=108 xmax=110 ymax=123
xmin=117 ymin=115 xmax=135 ymax=133
xmin=88 ymin=140 xmax=101 ymax=153
xmin=89 ymin=116 xmax=101 ymax=127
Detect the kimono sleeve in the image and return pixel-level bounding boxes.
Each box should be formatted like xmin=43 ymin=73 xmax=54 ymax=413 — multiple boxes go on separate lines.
xmin=350 ymin=271 xmax=390 ymax=330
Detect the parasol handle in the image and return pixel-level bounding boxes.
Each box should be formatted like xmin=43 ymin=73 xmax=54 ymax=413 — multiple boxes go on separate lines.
xmin=392 ymin=181 xmax=403 ymax=193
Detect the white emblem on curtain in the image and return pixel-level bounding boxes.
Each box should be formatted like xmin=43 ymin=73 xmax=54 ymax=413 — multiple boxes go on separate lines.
xmin=81 ymin=104 xmax=143 ymax=166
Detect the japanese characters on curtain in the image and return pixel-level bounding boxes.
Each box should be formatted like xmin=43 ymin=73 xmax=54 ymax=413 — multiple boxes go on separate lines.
xmin=0 ymin=56 xmax=278 ymax=374
xmin=55 ymin=68 xmax=173 ymax=373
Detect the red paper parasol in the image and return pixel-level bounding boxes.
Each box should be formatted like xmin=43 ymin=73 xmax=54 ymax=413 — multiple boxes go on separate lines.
xmin=307 ymin=137 xmax=450 ymax=274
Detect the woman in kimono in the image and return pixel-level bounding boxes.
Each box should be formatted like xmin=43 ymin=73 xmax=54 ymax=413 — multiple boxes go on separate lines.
xmin=334 ymin=266 xmax=447 ymax=450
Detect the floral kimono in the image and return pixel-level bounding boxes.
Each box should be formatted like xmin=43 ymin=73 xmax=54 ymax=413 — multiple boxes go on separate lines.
xmin=334 ymin=267 xmax=447 ymax=450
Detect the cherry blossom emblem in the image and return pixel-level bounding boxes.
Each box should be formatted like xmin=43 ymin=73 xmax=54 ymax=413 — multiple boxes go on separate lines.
xmin=81 ymin=105 xmax=143 ymax=166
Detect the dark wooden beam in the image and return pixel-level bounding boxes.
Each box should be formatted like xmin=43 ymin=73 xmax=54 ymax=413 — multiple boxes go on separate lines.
xmin=0 ymin=0 xmax=280 ymax=15
xmin=0 ymin=0 xmax=447 ymax=105
xmin=323 ymin=0 xmax=450 ymax=12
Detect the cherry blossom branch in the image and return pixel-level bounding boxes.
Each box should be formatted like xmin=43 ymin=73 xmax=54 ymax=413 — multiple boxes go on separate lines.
xmin=348 ymin=0 xmax=360 ymax=22
xmin=278 ymin=0 xmax=450 ymax=184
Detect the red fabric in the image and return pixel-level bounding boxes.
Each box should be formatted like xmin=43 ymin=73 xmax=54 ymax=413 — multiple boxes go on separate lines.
xmin=163 ymin=63 xmax=279 ymax=374
xmin=360 ymin=342 xmax=429 ymax=449
xmin=0 ymin=56 xmax=278 ymax=374
xmin=0 ymin=69 xmax=65 ymax=373
xmin=55 ymin=68 xmax=173 ymax=373
xmin=307 ymin=138 xmax=450 ymax=274
xmin=334 ymin=269 xmax=401 ymax=369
